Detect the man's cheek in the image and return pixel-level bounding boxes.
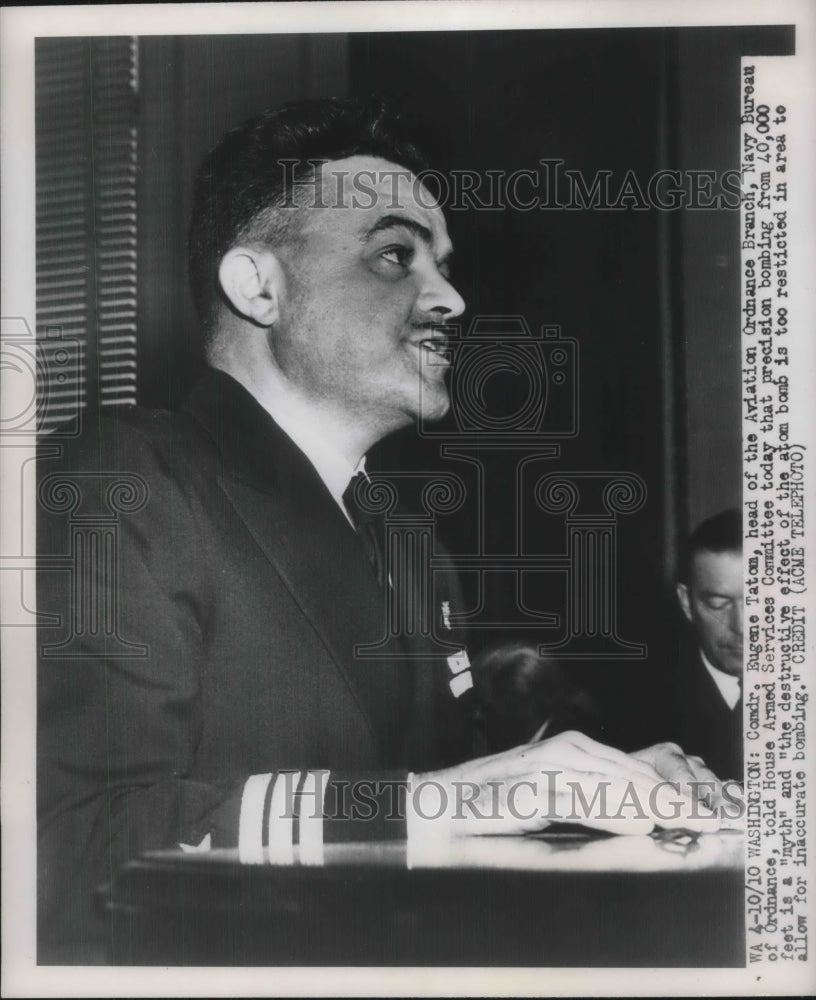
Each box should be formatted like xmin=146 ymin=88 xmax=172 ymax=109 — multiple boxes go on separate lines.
xmin=357 ymin=299 xmax=414 ymax=341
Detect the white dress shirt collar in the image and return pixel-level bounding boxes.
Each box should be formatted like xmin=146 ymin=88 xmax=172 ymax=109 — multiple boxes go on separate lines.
xmin=700 ymin=650 xmax=742 ymax=710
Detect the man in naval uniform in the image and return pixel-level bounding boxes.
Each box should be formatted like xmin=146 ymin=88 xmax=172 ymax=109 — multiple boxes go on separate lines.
xmin=37 ymin=98 xmax=725 ymax=962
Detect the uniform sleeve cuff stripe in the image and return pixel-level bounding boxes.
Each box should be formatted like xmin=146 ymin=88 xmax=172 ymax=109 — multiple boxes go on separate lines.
xmin=237 ymin=772 xmax=273 ymax=863
xmin=267 ymin=770 xmax=301 ymax=863
xmin=298 ymin=769 xmax=328 ymax=865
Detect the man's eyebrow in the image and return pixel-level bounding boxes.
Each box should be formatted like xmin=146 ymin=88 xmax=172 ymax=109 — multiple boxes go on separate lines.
xmin=362 ymin=214 xmax=453 ymax=265
xmin=363 ymin=214 xmax=432 ymax=245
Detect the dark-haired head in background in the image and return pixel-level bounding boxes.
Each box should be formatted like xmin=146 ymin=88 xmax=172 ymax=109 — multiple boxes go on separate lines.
xmin=472 ymin=642 xmax=603 ymax=753
xmin=668 ymin=508 xmax=743 ymax=780
xmin=676 ymin=507 xmax=743 ymax=680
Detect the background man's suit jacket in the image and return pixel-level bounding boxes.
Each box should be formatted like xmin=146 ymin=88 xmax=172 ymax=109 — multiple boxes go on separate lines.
xmin=37 ymin=369 xmax=475 ymax=959
xmin=665 ymin=639 xmax=743 ymax=783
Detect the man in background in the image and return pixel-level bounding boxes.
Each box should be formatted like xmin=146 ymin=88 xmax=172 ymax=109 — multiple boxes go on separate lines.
xmin=672 ymin=508 xmax=744 ymax=781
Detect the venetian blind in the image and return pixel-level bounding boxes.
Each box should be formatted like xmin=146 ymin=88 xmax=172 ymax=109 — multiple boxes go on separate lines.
xmin=36 ymin=37 xmax=139 ymax=431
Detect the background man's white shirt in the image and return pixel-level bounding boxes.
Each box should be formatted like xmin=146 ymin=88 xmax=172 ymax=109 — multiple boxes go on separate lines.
xmin=700 ymin=650 xmax=741 ymax=710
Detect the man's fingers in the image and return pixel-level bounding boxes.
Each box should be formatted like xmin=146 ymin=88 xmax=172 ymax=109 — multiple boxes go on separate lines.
xmin=552 ymin=730 xmax=660 ymax=776
xmin=546 ymin=770 xmax=719 ymax=834
xmin=548 ymin=773 xmax=717 ymax=836
xmin=676 ymin=750 xmax=720 ymax=784
xmin=631 ymin=740 xmax=686 ymax=768
xmin=681 ymin=754 xmax=728 ymax=808
xmin=631 ymin=742 xmax=725 ymax=828
xmin=632 ymin=741 xmax=708 ymax=789
xmin=435 ymin=735 xmax=726 ymax=838
xmin=647 ymin=782 xmax=720 ymax=832
xmin=556 ymin=740 xmax=720 ymax=833
xmin=530 ymin=730 xmax=663 ymax=784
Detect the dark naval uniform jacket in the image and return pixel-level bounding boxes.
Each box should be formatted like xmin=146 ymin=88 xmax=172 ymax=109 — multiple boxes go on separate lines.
xmin=37 ymin=368 xmax=475 ymax=960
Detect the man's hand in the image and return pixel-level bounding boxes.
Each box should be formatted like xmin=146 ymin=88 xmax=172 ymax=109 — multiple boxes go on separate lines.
xmin=412 ymin=731 xmax=721 ymax=837
xmin=631 ymin=742 xmax=744 ymax=828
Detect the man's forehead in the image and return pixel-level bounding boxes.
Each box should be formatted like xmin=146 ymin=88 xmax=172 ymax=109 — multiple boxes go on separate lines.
xmin=311 ymin=155 xmax=450 ymax=243
xmin=691 ymin=549 xmax=742 ymax=589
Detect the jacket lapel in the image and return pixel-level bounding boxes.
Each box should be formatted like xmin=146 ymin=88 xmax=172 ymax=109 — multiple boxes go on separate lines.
xmin=397 ymin=560 xmax=476 ymax=770
xmin=182 ymin=369 xmax=413 ymax=761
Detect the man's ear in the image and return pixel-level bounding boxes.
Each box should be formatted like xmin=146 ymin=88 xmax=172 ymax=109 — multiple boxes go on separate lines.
xmin=218 ymin=247 xmax=284 ymax=327
xmin=676 ymin=582 xmax=693 ymax=623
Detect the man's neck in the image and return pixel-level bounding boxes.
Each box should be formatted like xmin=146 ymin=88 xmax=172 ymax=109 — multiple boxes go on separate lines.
xmin=210 ymin=354 xmax=379 ymax=468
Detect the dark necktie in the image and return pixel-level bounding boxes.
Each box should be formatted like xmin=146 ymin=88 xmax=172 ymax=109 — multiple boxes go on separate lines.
xmin=342 ymin=472 xmax=387 ymax=589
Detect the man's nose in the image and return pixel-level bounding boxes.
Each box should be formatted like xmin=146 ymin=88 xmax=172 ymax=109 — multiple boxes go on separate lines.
xmin=417 ymin=267 xmax=466 ymax=320
xmin=729 ymin=600 xmax=744 ymax=637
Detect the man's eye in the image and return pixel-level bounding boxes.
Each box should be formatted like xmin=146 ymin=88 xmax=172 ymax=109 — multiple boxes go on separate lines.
xmin=705 ymin=598 xmax=730 ymax=612
xmin=381 ymin=245 xmax=412 ymax=266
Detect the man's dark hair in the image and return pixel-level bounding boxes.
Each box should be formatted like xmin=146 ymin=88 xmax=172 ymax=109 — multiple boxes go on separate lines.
xmin=678 ymin=507 xmax=742 ymax=584
xmin=471 ymin=641 xmax=601 ymax=751
xmin=188 ymin=96 xmax=431 ymax=334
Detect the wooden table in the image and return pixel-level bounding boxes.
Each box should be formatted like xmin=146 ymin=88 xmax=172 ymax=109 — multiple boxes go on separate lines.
xmin=103 ymin=830 xmax=745 ymax=966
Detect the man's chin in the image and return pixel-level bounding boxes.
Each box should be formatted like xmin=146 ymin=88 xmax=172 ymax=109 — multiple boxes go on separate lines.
xmin=717 ymin=652 xmax=744 ymax=678
xmin=415 ymin=385 xmax=451 ymax=424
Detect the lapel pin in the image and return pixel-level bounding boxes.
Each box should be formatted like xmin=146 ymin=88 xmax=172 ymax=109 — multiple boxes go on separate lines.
xmin=449 ymin=671 xmax=473 ymax=698
xmin=447 ymin=649 xmax=470 ymax=675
